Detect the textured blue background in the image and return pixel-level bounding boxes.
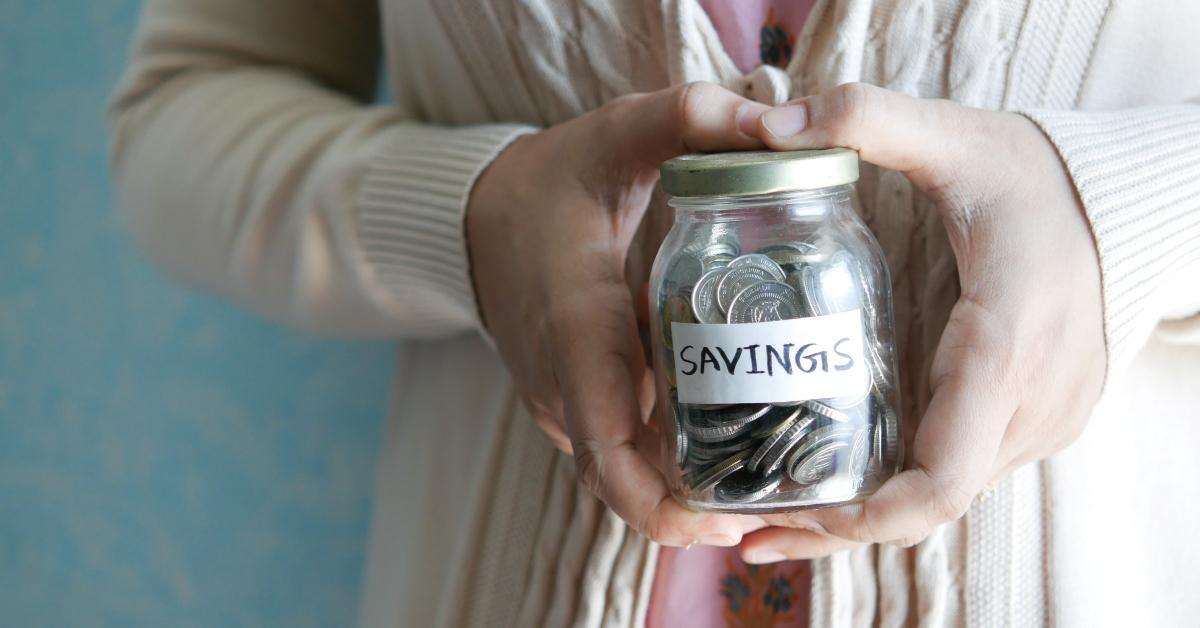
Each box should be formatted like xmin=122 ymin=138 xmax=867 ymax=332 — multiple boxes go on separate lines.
xmin=0 ymin=2 xmax=395 ymax=626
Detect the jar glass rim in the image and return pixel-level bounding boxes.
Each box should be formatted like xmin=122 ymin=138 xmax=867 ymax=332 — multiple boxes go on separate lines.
xmin=667 ymin=185 xmax=852 ymax=212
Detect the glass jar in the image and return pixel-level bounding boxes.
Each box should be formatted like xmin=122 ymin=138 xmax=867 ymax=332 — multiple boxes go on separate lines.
xmin=650 ymin=149 xmax=902 ymax=513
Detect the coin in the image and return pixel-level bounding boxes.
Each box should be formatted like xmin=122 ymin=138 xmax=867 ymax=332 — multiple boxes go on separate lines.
xmin=659 ymin=292 xmax=693 ymax=350
xmin=686 ymin=237 xmax=740 ymax=263
xmin=803 ymin=399 xmax=852 ymax=423
xmin=726 ymin=281 xmax=805 ymax=324
xmin=797 ymin=265 xmax=824 ymax=314
xmin=688 ymin=449 xmax=751 ymax=493
xmin=784 ymin=424 xmax=852 ymax=481
xmin=693 ymin=403 xmax=774 ymax=425
xmin=688 ymin=438 xmax=753 ymax=465
xmin=759 ymin=416 xmax=817 ymax=476
xmin=685 ymin=421 xmax=753 ymax=443
xmin=874 ymin=392 xmax=901 ymax=471
xmin=747 ymin=407 xmax=807 ymax=472
xmin=715 ymin=266 xmax=778 ymax=314
xmin=846 ymin=427 xmax=871 ymax=486
xmin=715 ymin=468 xmax=784 ymax=504
xmin=864 ymin=340 xmax=892 ymax=392
xmin=727 ymin=254 xmax=787 ymax=280
xmin=674 ymin=416 xmax=689 ymax=467
xmin=757 ymin=242 xmax=827 ymax=269
xmin=691 ymin=268 xmax=729 ymax=324
xmin=702 ymin=253 xmax=735 ymax=270
xmin=683 ymin=404 xmax=771 ymax=443
xmin=788 ymin=438 xmax=847 ymax=485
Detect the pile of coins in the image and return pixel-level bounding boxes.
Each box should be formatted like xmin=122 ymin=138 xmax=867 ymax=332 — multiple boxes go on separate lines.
xmin=659 ymin=233 xmax=901 ymax=509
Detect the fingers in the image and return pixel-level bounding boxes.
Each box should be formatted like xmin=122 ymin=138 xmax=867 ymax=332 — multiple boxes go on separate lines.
xmin=739 ymin=526 xmax=864 ymax=563
xmin=610 ymin=82 xmax=770 ymax=167
xmin=760 ymin=299 xmax=1016 ymax=545
xmin=551 ymin=278 xmax=745 ymax=547
xmin=756 ymin=82 xmax=976 ymax=193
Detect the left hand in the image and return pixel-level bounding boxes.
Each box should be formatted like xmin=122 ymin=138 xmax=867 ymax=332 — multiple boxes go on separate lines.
xmin=735 ymin=83 xmax=1107 ymax=562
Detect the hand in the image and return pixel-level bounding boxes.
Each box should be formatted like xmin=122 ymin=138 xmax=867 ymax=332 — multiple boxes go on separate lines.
xmin=736 ymin=83 xmax=1106 ymax=562
xmin=467 ymin=83 xmax=771 ymax=547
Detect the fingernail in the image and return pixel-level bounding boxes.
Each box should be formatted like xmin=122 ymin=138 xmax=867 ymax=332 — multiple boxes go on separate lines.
xmin=736 ymin=102 xmax=771 ymax=138
xmin=700 ymin=533 xmax=739 ymax=547
xmin=745 ymin=550 xmax=788 ymax=564
xmin=762 ymin=103 xmax=808 ymax=137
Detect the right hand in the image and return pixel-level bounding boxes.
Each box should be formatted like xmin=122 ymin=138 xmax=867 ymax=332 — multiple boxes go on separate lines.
xmin=467 ymin=83 xmax=770 ymax=547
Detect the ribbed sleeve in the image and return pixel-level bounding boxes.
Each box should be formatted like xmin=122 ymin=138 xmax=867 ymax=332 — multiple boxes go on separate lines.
xmin=1021 ymin=106 xmax=1200 ymax=378
xmin=356 ymin=124 xmax=535 ymax=330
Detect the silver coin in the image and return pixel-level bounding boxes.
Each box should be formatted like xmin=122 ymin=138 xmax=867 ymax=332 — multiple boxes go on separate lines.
xmin=702 ymin=253 xmax=735 ymax=270
xmin=759 ymin=417 xmax=817 ymax=476
xmin=715 ymin=469 xmax=784 ymax=504
xmin=690 ymin=268 xmax=728 ymax=324
xmin=788 ymin=438 xmax=847 ymax=485
xmin=872 ymin=413 xmax=885 ymax=470
xmin=874 ymin=392 xmax=901 ymax=472
xmin=688 ymin=449 xmax=751 ymax=493
xmin=685 ymin=420 xmax=753 ymax=443
xmin=784 ymin=424 xmax=855 ymax=483
xmin=727 ymin=254 xmax=786 ymax=281
xmin=684 ymin=404 xmax=771 ymax=442
xmin=797 ymin=264 xmax=824 ymax=314
xmin=748 ymin=407 xmax=787 ymax=439
xmin=864 ymin=340 xmax=892 ymax=392
xmin=803 ymin=399 xmax=852 ymax=423
xmin=747 ymin=407 xmax=806 ymax=472
xmin=846 ymin=427 xmax=871 ymax=486
xmin=757 ymin=242 xmax=827 ymax=269
xmin=686 ymin=237 xmax=740 ymax=262
xmin=674 ymin=417 xmax=689 ymax=467
xmin=688 ymin=438 xmax=753 ymax=465
xmin=715 ymin=266 xmax=777 ymax=314
xmin=665 ymin=253 xmax=705 ymax=289
xmin=693 ymin=403 xmax=773 ymax=425
xmin=726 ymin=281 xmax=805 ymax=324
xmin=659 ymin=292 xmax=693 ymax=350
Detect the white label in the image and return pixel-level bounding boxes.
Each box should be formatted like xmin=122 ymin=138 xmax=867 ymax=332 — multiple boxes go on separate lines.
xmin=672 ymin=309 xmax=867 ymax=404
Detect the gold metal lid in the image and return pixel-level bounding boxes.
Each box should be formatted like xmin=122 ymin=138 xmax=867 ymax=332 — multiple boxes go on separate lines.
xmin=660 ymin=148 xmax=859 ymax=198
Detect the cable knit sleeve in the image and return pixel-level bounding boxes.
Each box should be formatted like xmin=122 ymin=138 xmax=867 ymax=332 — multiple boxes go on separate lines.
xmin=1020 ymin=104 xmax=1200 ymax=380
xmin=107 ymin=0 xmax=535 ymax=338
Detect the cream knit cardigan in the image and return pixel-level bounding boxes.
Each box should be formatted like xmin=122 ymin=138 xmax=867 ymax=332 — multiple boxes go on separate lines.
xmin=109 ymin=0 xmax=1200 ymax=626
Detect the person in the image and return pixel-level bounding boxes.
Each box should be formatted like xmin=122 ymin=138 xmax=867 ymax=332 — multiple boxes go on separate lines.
xmin=108 ymin=0 xmax=1200 ymax=626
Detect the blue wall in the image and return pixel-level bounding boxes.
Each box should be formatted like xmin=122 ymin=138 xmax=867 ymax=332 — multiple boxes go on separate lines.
xmin=0 ymin=2 xmax=395 ymax=626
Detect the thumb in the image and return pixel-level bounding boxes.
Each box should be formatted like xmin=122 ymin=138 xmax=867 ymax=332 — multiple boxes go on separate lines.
xmin=755 ymin=83 xmax=974 ymax=194
xmin=609 ymin=82 xmax=771 ymax=168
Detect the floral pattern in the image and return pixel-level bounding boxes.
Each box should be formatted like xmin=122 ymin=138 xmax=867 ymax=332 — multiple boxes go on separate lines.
xmin=719 ymin=557 xmax=809 ymax=627
xmin=759 ymin=8 xmax=797 ymax=68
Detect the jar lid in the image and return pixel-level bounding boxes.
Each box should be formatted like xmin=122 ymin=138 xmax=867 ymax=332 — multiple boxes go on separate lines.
xmin=660 ymin=148 xmax=859 ymax=198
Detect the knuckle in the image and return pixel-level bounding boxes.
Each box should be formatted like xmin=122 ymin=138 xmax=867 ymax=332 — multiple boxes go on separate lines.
xmin=674 ymin=81 xmax=718 ymax=134
xmin=829 ymin=82 xmax=873 ymax=141
xmin=930 ymin=477 xmax=975 ymax=524
xmin=635 ymin=504 xmax=675 ymax=544
xmin=638 ymin=494 xmax=700 ymax=546
xmin=573 ymin=439 xmax=607 ymax=496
